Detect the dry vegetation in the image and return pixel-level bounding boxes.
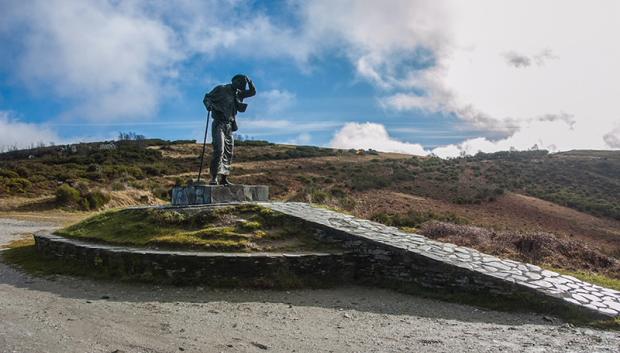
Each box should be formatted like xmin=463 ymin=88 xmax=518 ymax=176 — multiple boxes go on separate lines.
xmin=1 ymin=138 xmax=619 ymax=279
xmin=418 ymin=221 xmax=620 ymax=279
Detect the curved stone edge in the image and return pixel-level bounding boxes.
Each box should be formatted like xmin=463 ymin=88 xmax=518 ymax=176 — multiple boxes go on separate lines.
xmin=260 ymin=202 xmax=620 ymax=319
xmin=33 ymin=232 xmax=354 ymax=288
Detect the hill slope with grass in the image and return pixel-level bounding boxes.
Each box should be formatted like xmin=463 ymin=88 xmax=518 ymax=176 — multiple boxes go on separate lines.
xmin=1 ymin=139 xmax=619 ymax=279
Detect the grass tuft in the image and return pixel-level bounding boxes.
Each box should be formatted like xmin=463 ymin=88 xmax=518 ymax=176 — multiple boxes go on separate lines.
xmin=1 ymin=236 xmax=112 ymax=279
xmin=54 ymin=205 xmax=336 ymax=252
xmin=544 ymin=267 xmax=620 ymax=291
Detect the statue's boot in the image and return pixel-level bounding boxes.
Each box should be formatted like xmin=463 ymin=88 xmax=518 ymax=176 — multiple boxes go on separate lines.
xmin=220 ymin=175 xmax=234 ymax=186
xmin=209 ymin=176 xmax=218 ymax=185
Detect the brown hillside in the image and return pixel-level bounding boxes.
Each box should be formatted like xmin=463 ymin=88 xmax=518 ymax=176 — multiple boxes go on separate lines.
xmin=1 ymin=140 xmax=618 ymax=277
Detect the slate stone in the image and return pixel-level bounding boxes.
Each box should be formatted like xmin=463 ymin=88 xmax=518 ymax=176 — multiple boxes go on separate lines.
xmin=171 ymin=185 xmax=269 ymax=205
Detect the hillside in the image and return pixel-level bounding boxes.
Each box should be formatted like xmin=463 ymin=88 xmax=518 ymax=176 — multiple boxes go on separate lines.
xmin=1 ymin=139 xmax=619 ymax=278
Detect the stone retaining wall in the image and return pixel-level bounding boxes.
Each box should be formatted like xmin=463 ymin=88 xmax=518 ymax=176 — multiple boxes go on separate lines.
xmin=34 ymin=202 xmax=620 ymax=319
xmin=262 ymin=202 xmax=620 ymax=319
xmin=34 ymin=233 xmax=354 ymax=288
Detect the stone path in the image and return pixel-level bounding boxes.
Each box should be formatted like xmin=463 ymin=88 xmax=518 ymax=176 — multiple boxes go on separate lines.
xmin=261 ymin=202 xmax=620 ymax=318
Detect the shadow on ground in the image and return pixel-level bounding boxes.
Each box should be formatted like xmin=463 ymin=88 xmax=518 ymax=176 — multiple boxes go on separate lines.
xmin=0 ymin=257 xmax=559 ymax=328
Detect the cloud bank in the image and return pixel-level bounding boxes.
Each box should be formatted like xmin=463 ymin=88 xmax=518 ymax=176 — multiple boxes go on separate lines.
xmin=0 ymin=112 xmax=61 ymax=151
xmin=1 ymin=0 xmax=179 ymax=120
xmin=330 ymin=122 xmax=428 ymax=155
xmin=1 ymin=0 xmax=619 ymax=156
xmin=303 ymin=0 xmax=620 ymax=156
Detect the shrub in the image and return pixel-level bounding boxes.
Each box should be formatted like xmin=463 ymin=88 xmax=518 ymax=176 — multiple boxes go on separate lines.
xmin=111 ymin=181 xmax=126 ymax=191
xmin=371 ymin=210 xmax=468 ymax=228
xmin=0 ymin=168 xmax=20 ymax=179
xmin=309 ymin=190 xmax=329 ymax=204
xmin=4 ymin=177 xmax=32 ymax=193
xmin=236 ymin=140 xmax=273 ymax=146
xmin=55 ymin=184 xmax=109 ymax=210
xmin=339 ymin=196 xmax=356 ymax=210
xmin=152 ymin=185 xmax=170 ymax=201
xmin=147 ymin=209 xmax=187 ymax=225
xmin=55 ymin=184 xmax=81 ymax=206
xmin=83 ymin=191 xmax=110 ymax=210
xmin=347 ymin=174 xmax=389 ymax=191
xmin=142 ymin=165 xmax=161 ymax=176
xmin=330 ymin=187 xmax=346 ymax=198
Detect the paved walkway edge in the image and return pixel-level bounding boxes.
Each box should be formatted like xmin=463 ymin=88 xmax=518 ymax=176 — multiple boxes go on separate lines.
xmin=260 ymin=202 xmax=620 ymax=319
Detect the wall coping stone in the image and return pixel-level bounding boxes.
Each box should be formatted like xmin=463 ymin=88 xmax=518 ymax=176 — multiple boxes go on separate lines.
xmin=34 ymin=232 xmax=341 ymax=258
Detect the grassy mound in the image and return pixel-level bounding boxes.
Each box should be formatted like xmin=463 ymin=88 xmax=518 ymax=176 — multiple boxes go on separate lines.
xmin=55 ymin=204 xmax=335 ymax=252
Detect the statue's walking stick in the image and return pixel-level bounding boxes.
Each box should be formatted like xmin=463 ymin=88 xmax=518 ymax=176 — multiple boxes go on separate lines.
xmin=196 ymin=110 xmax=211 ymax=184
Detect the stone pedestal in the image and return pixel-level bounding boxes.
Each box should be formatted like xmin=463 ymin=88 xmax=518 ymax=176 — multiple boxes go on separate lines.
xmin=171 ymin=185 xmax=269 ymax=205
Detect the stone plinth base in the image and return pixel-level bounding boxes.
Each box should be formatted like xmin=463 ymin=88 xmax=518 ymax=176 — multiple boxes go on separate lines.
xmin=171 ymin=184 xmax=269 ymax=205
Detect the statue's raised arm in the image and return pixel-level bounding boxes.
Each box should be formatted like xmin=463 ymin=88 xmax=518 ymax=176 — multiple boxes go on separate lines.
xmin=240 ymin=76 xmax=256 ymax=99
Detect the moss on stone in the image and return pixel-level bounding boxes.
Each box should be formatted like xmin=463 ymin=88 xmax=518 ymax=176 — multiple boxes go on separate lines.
xmin=1 ymin=237 xmax=114 ymax=280
xmin=54 ymin=205 xmax=337 ymax=252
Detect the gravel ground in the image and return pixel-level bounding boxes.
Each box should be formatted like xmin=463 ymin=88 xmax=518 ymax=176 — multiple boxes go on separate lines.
xmin=0 ymin=218 xmax=619 ymax=353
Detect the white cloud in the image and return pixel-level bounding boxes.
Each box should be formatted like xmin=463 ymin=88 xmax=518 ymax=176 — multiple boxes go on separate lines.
xmin=2 ymin=0 xmax=179 ymax=120
xmin=299 ymin=0 xmax=620 ymax=154
xmin=0 ymin=111 xmax=61 ymax=150
xmin=2 ymin=0 xmax=620 ymax=156
xmin=0 ymin=1 xmax=305 ymax=121
xmin=259 ymin=89 xmax=296 ymax=115
xmin=431 ymin=120 xmax=584 ymax=158
xmin=330 ymin=122 xmax=429 ymax=155
xmin=300 ymin=0 xmax=451 ymax=88
xmin=287 ymin=133 xmax=312 ymax=145
xmin=604 ymin=127 xmax=620 ymax=148
xmin=329 ymin=120 xmax=612 ymax=159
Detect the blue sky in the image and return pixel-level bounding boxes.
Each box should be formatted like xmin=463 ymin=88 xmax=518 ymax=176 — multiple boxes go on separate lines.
xmin=1 ymin=1 xmax=619 ymax=156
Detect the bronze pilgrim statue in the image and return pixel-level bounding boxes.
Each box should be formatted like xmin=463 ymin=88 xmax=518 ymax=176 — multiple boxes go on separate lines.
xmin=202 ymin=74 xmax=256 ymax=185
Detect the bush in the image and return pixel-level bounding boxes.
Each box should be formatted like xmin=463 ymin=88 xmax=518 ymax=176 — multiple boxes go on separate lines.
xmin=339 ymin=197 xmax=356 ymax=210
xmin=347 ymin=174 xmax=389 ymax=191
xmin=111 ymin=181 xmax=126 ymax=191
xmin=82 ymin=191 xmax=110 ymax=210
xmin=309 ymin=190 xmax=329 ymax=203
xmin=371 ymin=210 xmax=468 ymax=228
xmin=152 ymin=186 xmax=171 ymax=201
xmin=5 ymin=177 xmax=32 ymax=193
xmin=55 ymin=184 xmax=109 ymax=210
xmin=146 ymin=209 xmax=188 ymax=225
xmin=55 ymin=184 xmax=81 ymax=206
xmin=0 ymin=168 xmax=20 ymax=178
xmin=142 ymin=165 xmax=161 ymax=176
xmin=236 ymin=140 xmax=273 ymax=147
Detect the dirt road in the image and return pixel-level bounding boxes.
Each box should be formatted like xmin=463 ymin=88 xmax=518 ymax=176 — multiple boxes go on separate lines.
xmin=0 ymin=218 xmax=618 ymax=353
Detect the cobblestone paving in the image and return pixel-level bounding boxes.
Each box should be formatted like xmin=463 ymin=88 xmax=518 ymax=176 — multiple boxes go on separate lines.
xmin=261 ymin=202 xmax=620 ymax=318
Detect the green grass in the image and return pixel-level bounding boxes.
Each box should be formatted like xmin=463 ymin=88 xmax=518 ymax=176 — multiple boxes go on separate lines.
xmin=1 ymin=237 xmax=114 ymax=279
xmin=54 ymin=204 xmax=336 ymax=252
xmin=0 ymin=236 xmax=329 ymax=288
xmin=544 ymin=266 xmax=620 ymax=291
